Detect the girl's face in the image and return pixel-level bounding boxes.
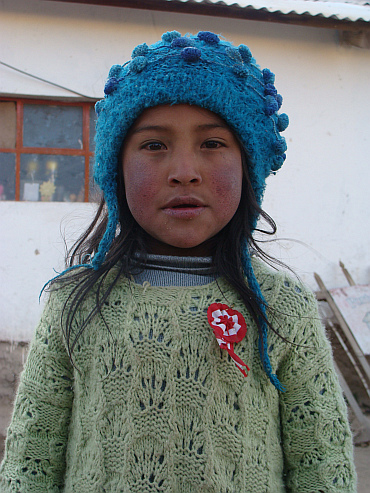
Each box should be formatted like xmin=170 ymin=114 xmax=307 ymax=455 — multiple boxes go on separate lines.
xmin=122 ymin=104 xmax=242 ymax=256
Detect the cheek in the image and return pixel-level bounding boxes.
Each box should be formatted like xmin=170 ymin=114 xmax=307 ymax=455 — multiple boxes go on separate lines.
xmin=211 ymin=164 xmax=242 ymax=213
xmin=124 ymin=160 xmax=159 ymax=214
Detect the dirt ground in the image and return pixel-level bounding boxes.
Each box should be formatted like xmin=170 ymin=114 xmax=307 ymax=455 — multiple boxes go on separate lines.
xmin=354 ymin=444 xmax=370 ymax=493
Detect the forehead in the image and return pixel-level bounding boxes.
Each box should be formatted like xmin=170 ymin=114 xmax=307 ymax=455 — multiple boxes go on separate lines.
xmin=129 ymin=104 xmax=232 ymax=132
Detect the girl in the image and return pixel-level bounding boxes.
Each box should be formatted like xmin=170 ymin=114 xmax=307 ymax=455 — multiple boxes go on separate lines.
xmin=0 ymin=31 xmax=356 ymax=492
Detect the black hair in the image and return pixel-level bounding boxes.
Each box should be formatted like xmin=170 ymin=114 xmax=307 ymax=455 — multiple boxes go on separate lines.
xmin=51 ymin=145 xmax=285 ymax=365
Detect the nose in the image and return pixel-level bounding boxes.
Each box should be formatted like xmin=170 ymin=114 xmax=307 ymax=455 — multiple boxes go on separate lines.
xmin=167 ymin=149 xmax=202 ymax=186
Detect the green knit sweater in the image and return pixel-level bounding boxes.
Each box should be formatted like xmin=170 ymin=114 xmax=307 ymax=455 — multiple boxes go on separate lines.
xmin=0 ymin=259 xmax=356 ymax=492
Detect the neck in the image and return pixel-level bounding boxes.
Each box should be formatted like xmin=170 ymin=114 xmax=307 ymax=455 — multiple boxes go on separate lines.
xmin=144 ymin=235 xmax=218 ymax=257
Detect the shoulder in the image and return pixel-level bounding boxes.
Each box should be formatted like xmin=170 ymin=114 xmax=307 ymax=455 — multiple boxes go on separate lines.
xmin=251 ymin=258 xmax=329 ymax=351
xmin=44 ymin=265 xmax=132 ymax=316
xmin=42 ymin=267 xmax=95 ymax=317
xmin=44 ymin=268 xmax=84 ymax=306
xmin=251 ymin=257 xmax=317 ymax=317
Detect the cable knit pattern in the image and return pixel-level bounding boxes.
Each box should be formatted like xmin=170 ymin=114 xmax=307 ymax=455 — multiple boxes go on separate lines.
xmin=0 ymin=259 xmax=356 ymax=492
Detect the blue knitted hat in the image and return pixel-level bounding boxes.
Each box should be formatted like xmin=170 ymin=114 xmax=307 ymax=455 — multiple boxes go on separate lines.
xmin=93 ymin=31 xmax=289 ymax=390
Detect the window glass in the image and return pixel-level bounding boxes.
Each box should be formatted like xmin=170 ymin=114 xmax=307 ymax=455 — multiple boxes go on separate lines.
xmin=90 ymin=106 xmax=96 ymax=152
xmin=0 ymin=102 xmax=16 ymax=148
xmin=23 ymin=104 xmax=83 ymax=149
xmin=0 ymin=99 xmax=95 ymax=201
xmin=89 ymin=156 xmax=100 ymax=203
xmin=0 ymin=153 xmax=16 ymax=200
xmin=20 ymin=154 xmax=85 ymax=202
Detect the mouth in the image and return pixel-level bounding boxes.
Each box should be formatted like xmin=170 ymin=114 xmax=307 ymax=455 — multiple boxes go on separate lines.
xmin=163 ymin=197 xmax=205 ymax=209
xmin=171 ymin=204 xmax=200 ymax=209
xmin=162 ymin=197 xmax=206 ymax=218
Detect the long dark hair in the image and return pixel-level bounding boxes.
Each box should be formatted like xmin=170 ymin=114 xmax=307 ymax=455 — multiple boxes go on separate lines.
xmin=52 ymin=146 xmax=282 ymax=364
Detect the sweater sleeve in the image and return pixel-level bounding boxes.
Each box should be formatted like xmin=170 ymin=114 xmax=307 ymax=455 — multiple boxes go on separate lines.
xmin=277 ymin=288 xmax=357 ymax=493
xmin=0 ymin=292 xmax=74 ymax=493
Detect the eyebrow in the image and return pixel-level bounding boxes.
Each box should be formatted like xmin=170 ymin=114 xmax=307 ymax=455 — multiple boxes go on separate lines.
xmin=131 ymin=125 xmax=168 ymax=135
xmin=197 ymin=123 xmax=230 ymax=131
xmin=131 ymin=123 xmax=231 ymax=135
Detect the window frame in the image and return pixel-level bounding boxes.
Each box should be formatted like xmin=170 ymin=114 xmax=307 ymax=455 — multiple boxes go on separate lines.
xmin=0 ymin=97 xmax=96 ymax=202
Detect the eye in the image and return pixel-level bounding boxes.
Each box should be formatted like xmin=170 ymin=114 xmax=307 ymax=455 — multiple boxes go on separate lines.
xmin=202 ymin=140 xmax=225 ymax=149
xmin=142 ymin=141 xmax=167 ymax=151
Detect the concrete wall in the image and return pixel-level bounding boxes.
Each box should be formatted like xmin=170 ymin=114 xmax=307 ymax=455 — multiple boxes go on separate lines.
xmin=1 ymin=0 xmax=370 ymax=341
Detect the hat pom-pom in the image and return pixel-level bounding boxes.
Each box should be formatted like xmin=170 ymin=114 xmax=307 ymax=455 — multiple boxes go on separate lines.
xmin=262 ymin=68 xmax=275 ymax=84
xmin=108 ymin=64 xmax=121 ymax=78
xmin=265 ymin=95 xmax=278 ymax=116
xmin=276 ymin=94 xmax=283 ymax=110
xmin=273 ymin=138 xmax=287 ymax=155
xmin=130 ymin=56 xmax=147 ymax=73
xmin=171 ymin=37 xmax=194 ymax=48
xmin=277 ymin=113 xmax=289 ymax=132
xmin=132 ymin=43 xmax=149 ymax=58
xmin=104 ymin=77 xmax=118 ymax=95
xmin=162 ymin=31 xmax=181 ymax=43
xmin=272 ymin=154 xmax=286 ymax=172
xmin=238 ymin=45 xmax=252 ymax=63
xmin=233 ymin=64 xmax=248 ymax=78
xmin=264 ymin=83 xmax=277 ymax=97
xmin=181 ymin=47 xmax=201 ymax=62
xmin=197 ymin=31 xmax=220 ymax=44
xmin=226 ymin=47 xmax=242 ymax=62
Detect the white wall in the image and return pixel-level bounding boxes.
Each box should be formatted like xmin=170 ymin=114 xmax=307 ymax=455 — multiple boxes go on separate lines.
xmin=0 ymin=201 xmax=96 ymax=341
xmin=1 ymin=0 xmax=370 ymax=340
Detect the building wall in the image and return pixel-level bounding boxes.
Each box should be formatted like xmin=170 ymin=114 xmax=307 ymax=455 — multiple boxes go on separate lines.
xmin=1 ymin=0 xmax=370 ymax=343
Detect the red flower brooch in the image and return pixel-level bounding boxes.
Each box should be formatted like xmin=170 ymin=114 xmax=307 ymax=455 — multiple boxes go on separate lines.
xmin=207 ymin=303 xmax=250 ymax=377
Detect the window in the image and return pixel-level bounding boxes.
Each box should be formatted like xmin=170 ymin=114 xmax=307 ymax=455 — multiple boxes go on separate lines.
xmin=0 ymin=98 xmax=97 ymax=202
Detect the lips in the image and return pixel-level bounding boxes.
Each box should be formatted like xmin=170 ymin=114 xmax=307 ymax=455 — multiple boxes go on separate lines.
xmin=163 ymin=196 xmax=205 ymax=209
xmin=162 ymin=196 xmax=206 ymax=219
